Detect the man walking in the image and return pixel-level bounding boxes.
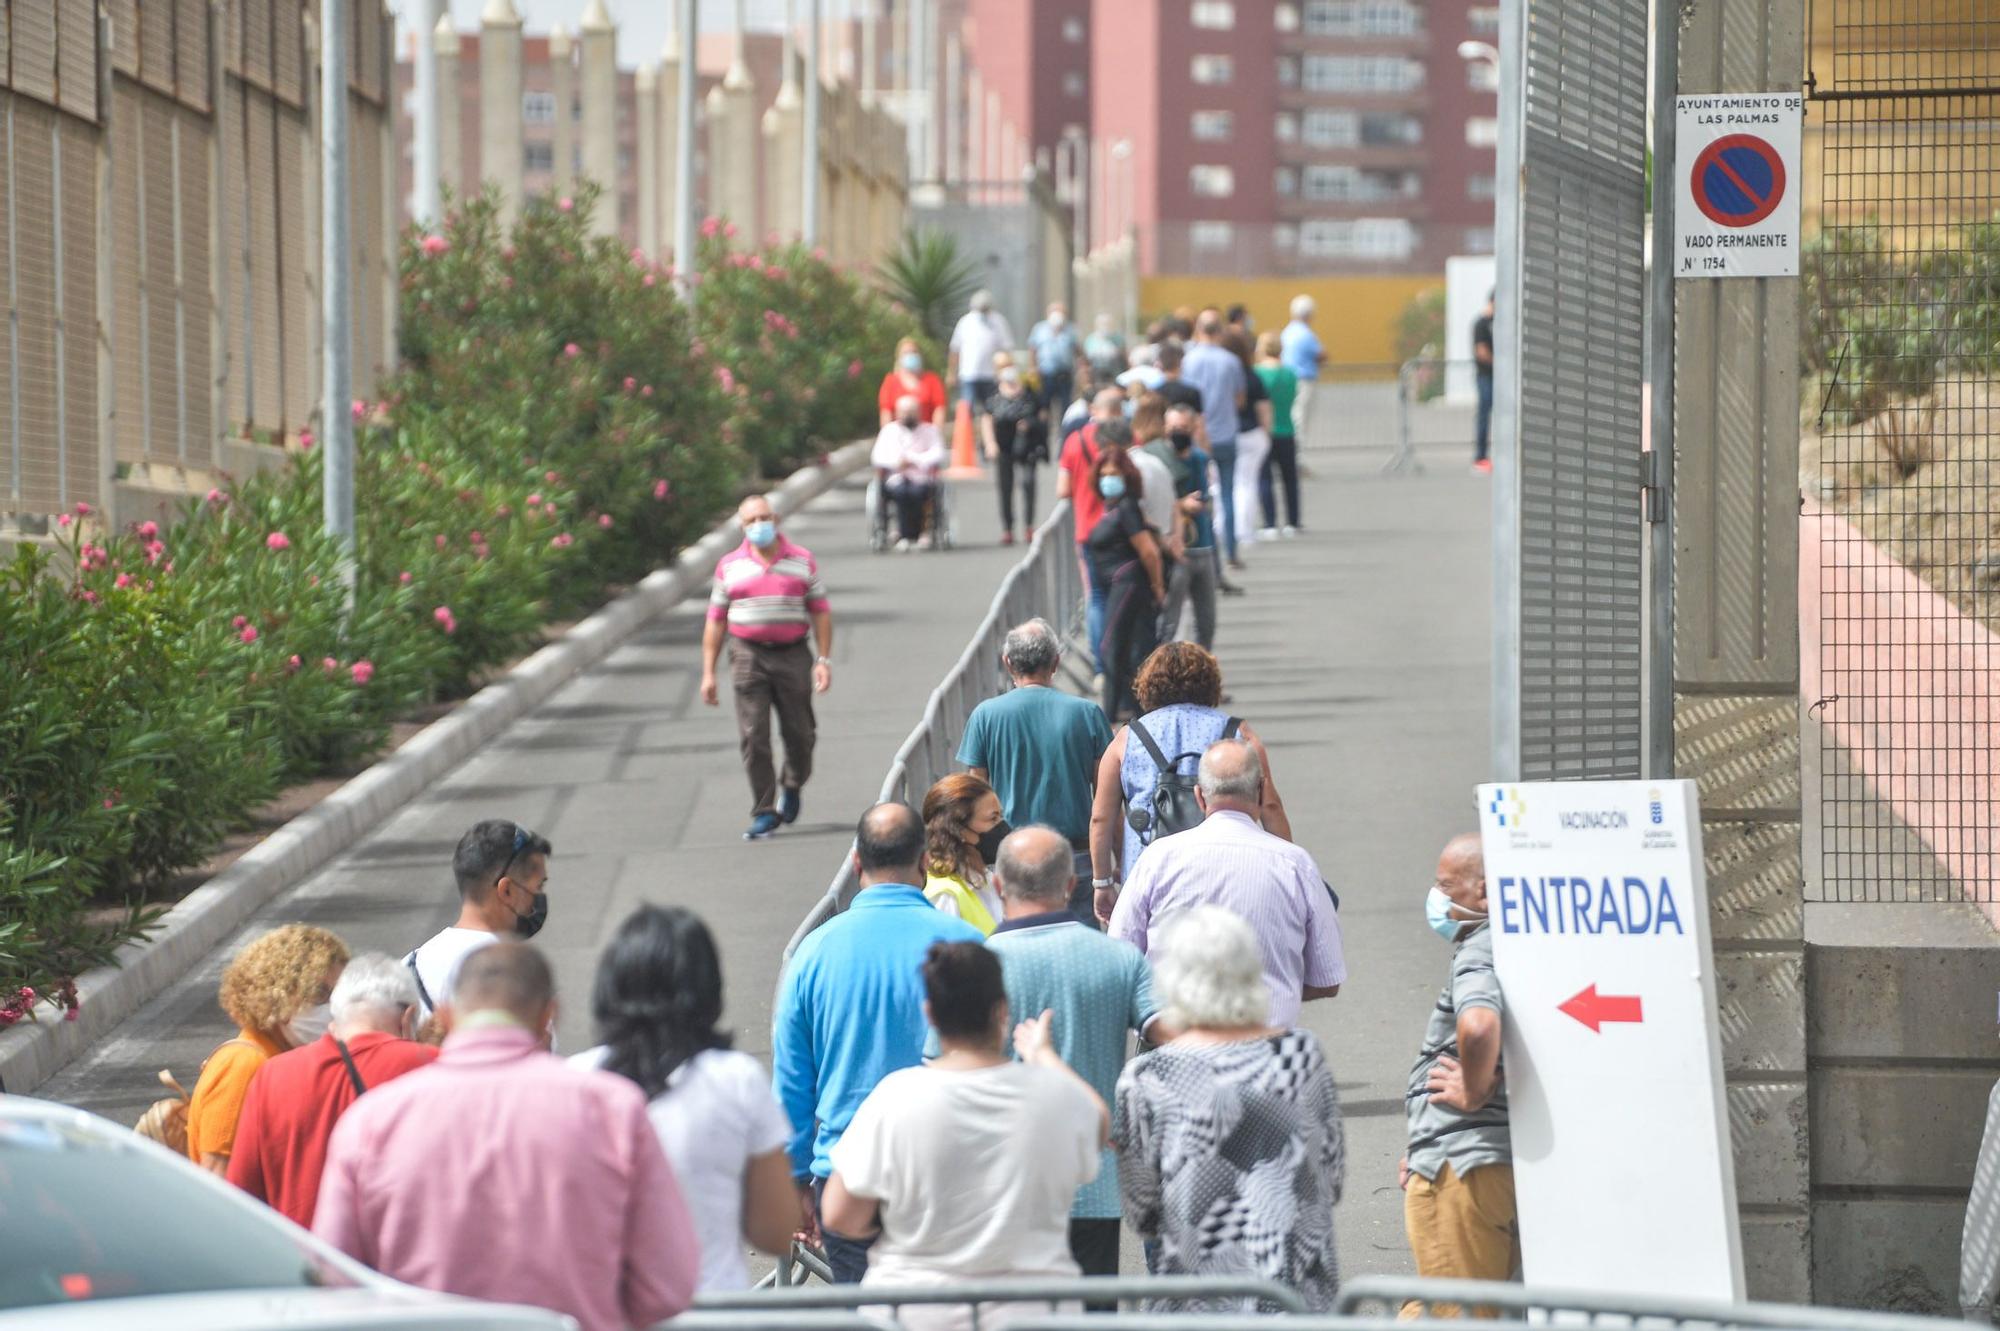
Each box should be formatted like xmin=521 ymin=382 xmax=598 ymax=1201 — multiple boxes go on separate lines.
xmin=984 ymin=826 xmax=1162 ymax=1279
xmin=772 ymin=803 xmax=984 ymax=1282
xmin=958 ymin=620 xmax=1115 ymax=920
xmin=1029 ymin=301 xmax=1080 ymax=413
xmin=1472 ymin=291 xmax=1496 ymax=474
xmin=228 ymin=954 xmax=437 ymax=1227
xmin=1106 ymin=739 xmax=1345 ymax=1026
xmin=701 ymin=493 xmax=834 ymax=840
xmin=1282 ymin=294 xmax=1327 ymax=441
xmin=1056 ymin=386 xmax=1129 ymax=670
xmin=1402 ymin=833 xmax=1517 ymax=1303
xmin=406 ymin=820 xmax=552 ymax=1024
xmin=1180 ymin=310 xmax=1249 ymax=565
xmin=949 ymin=289 xmax=1015 ymax=416
xmin=1143 ymin=403 xmax=1218 ymax=647
xmin=314 ymin=945 xmax=699 ymax=1331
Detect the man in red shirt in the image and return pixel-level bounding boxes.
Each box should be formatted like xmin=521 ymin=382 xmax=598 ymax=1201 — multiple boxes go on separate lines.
xmin=228 ymin=952 xmax=437 ymax=1227
xmin=1057 ymin=386 xmax=1129 ymax=671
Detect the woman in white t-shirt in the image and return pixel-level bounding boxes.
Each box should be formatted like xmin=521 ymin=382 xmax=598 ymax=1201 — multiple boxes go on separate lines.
xmin=573 ymin=905 xmax=800 ymax=1292
xmin=823 ymin=941 xmax=1107 ymax=1331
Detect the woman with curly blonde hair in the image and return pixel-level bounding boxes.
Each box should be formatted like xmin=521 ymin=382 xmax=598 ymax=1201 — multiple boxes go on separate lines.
xmin=186 ymin=923 xmax=349 ymax=1174
xmin=920 ymin=774 xmax=1008 ymax=936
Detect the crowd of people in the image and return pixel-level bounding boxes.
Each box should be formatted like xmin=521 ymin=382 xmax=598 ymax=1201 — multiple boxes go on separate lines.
xmin=150 ymin=620 xmax=1515 ymax=1329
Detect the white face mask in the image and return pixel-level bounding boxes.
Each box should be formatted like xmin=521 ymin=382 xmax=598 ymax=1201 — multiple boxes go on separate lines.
xmin=285 ymin=1002 xmax=332 ymax=1048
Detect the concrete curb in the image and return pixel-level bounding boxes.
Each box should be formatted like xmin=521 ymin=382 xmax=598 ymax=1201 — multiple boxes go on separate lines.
xmin=1 ymin=442 xmax=871 ymax=1098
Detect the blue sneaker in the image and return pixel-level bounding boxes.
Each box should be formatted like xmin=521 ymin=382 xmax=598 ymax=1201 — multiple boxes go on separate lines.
xmin=744 ymin=812 xmax=781 ymax=841
xmin=777 ymin=787 xmax=802 ymax=825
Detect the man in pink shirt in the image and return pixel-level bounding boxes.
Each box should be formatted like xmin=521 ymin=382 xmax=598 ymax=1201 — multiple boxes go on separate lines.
xmin=699 ymin=493 xmax=836 ymax=841
xmin=313 ymin=944 xmax=699 ymax=1331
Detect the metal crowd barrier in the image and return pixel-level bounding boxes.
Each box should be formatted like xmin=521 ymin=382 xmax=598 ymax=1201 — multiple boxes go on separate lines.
xmin=702 ymin=1274 xmax=1309 ymax=1322
xmin=1388 ymin=356 xmax=1484 ymax=476
xmin=666 ymin=1314 xmax=895 ymax=1330
xmin=1336 ymin=1276 xmax=1960 ymax=1328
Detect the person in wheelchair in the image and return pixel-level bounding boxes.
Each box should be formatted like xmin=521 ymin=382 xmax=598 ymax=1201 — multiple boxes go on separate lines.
xmin=872 ymin=394 xmax=948 ymax=552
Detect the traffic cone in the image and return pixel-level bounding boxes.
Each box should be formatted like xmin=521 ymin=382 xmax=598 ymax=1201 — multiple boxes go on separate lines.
xmin=948 ymin=399 xmax=983 ymax=478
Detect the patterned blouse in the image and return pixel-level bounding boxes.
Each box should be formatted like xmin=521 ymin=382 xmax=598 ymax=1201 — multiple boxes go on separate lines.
xmin=1113 ymin=1029 xmax=1344 ymax=1312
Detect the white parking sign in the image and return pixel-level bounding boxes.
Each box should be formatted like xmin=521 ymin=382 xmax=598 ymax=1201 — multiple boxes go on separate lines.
xmin=1477 ymin=779 xmax=1744 ymax=1301
xmin=1674 ymin=93 xmax=1803 ymax=279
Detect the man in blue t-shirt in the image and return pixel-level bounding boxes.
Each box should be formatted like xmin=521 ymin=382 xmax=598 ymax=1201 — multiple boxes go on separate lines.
xmin=1281 ymin=293 xmax=1328 ymax=443
xmin=957 ymin=618 xmax=1115 ymax=923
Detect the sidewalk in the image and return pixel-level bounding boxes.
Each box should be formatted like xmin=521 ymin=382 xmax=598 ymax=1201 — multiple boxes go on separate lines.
xmin=34 ymin=466 xmax=1030 ymax=1118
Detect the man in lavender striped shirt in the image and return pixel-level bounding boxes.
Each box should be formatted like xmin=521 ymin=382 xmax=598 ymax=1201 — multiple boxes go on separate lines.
xmin=1106 ymin=739 xmax=1345 ymax=1026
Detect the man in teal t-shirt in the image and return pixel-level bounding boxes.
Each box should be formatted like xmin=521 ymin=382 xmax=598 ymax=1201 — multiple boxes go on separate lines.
xmin=957 ymin=618 xmax=1115 ymax=922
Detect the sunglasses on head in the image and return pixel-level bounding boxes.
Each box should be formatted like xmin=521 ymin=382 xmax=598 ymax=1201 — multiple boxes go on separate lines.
xmin=501 ymin=824 xmax=541 ymax=881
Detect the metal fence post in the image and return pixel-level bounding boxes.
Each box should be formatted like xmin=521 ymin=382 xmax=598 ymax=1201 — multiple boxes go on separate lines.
xmin=320 ymin=0 xmax=355 ymax=585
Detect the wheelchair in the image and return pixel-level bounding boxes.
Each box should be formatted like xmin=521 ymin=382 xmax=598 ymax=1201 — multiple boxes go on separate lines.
xmin=866 ymin=470 xmax=957 ymax=553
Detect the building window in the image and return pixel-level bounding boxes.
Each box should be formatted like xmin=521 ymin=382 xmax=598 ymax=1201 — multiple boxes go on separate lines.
xmin=1304 ymin=109 xmax=1357 ymax=148
xmin=523 ymin=91 xmax=557 ymax=125
xmin=1275 ymin=222 xmax=1299 ymax=250
xmin=1466 ymin=116 xmax=1499 ymax=148
xmin=1189 ymin=164 xmax=1235 ymax=197
xmin=1303 ymin=1 xmax=1422 ymax=37
xmin=1464 ymin=226 xmax=1496 ymax=254
xmin=1191 ymin=1 xmax=1236 ymax=29
xmin=1275 ymin=166 xmax=1298 ymax=196
xmin=1300 ymin=217 xmax=1415 ymax=259
xmin=1064 ymin=70 xmax=1087 ymax=97
xmin=1277 ymin=56 xmax=1299 ymax=87
xmin=1275 ymin=3 xmax=1300 ymax=32
xmin=1303 ymin=55 xmax=1423 ymax=92
xmin=1361 ymin=112 xmax=1422 ymax=146
xmin=1302 ymin=164 xmax=1420 ymax=202
xmin=1190 ymin=221 xmax=1235 ymax=250
xmin=1468 ymin=60 xmax=1500 ymax=91
xmin=1301 ymin=110 xmax=1422 ymax=150
xmin=1275 ymin=111 xmax=1299 ymax=143
xmin=1191 ymin=110 xmax=1233 ymax=142
xmin=1063 ymin=16 xmax=1086 ymax=42
xmin=524 ymin=141 xmax=554 ymax=172
xmin=1469 ymin=173 xmax=1496 ymax=200
xmin=1191 ymin=54 xmax=1234 ymax=84
xmin=1469 ymin=5 xmax=1500 ymax=35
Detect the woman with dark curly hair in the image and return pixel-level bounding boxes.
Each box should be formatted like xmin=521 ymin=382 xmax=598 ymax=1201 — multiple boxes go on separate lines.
xmin=186 ymin=923 xmax=350 ymax=1174
xmin=921 ymin=773 xmax=1009 ymax=935
xmin=1086 ymin=642 xmax=1291 ymax=922
xmin=573 ymin=905 xmax=799 ymax=1291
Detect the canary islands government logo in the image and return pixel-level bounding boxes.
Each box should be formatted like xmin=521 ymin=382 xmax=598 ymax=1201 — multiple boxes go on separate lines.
xmin=1487 ymin=787 xmax=1526 ymax=828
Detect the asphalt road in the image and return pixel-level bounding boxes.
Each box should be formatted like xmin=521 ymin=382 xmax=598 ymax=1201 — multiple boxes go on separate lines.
xmin=35 ymin=396 xmax=1492 ymax=1285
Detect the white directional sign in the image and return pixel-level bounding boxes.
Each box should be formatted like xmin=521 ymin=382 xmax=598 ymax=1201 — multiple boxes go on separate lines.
xmin=1674 ymin=92 xmax=1803 ymax=279
xmin=1477 ymin=779 xmax=1743 ymax=1302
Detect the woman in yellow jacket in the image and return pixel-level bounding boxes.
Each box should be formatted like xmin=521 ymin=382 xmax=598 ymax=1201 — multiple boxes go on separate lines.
xmin=920 ymin=773 xmax=1010 ymax=937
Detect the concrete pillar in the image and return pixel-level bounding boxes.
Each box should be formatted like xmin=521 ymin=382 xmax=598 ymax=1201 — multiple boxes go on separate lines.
xmin=580 ymin=0 xmax=618 ymax=237
xmin=707 ymin=0 xmax=761 ymax=238
xmin=1670 ymin=0 xmax=1811 ymax=1304
xmin=434 ymin=17 xmax=463 ymax=197
xmin=549 ymin=25 xmax=575 ymax=193
xmin=636 ymin=64 xmax=660 ymax=254
xmin=658 ymin=17 xmax=683 ymax=267
xmin=762 ymin=23 xmax=805 ymax=240
xmin=944 ymin=32 xmax=962 ymax=184
xmin=480 ymin=0 xmax=525 ymax=224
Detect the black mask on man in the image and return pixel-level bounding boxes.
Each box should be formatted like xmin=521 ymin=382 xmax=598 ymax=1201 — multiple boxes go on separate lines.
xmin=512 ymin=887 xmax=549 ymax=939
xmin=1169 ymin=430 xmax=1194 ymax=452
xmin=975 ymin=821 xmax=1013 ymax=867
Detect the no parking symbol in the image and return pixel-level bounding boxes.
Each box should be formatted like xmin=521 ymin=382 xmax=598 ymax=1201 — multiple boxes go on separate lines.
xmin=1674 ymin=94 xmax=1803 ymax=279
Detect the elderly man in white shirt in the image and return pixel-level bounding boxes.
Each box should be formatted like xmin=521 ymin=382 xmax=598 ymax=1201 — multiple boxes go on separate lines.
xmin=1106 ymin=739 xmax=1345 ymax=1027
xmin=873 ymin=395 xmax=948 ymax=551
xmin=949 ymin=290 xmax=1016 ymax=417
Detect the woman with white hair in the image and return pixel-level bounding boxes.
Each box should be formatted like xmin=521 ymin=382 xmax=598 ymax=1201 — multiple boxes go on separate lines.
xmin=1113 ymin=905 xmax=1343 ymax=1312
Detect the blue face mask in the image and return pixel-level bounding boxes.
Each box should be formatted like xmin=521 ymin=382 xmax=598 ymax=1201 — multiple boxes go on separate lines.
xmin=744 ymin=519 xmax=778 ymax=548
xmin=1427 ymin=886 xmax=1484 ymax=941
xmin=900 ymin=352 xmax=923 ymax=372
xmin=1098 ymin=475 xmax=1127 ymax=501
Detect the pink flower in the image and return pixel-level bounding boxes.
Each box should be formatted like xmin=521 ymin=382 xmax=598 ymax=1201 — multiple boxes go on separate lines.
xmin=551 ymin=532 xmax=574 ymax=548
xmin=641 ymin=384 xmax=654 ymax=397
xmin=631 ymin=248 xmax=647 ymax=264
xmin=468 ymin=530 xmax=484 ymax=543
xmin=114 ymin=573 xmax=131 ymax=589
xmin=701 ymin=215 xmax=722 ymax=238
xmin=434 ymin=606 xmax=457 ymax=634
xmin=765 ymin=266 xmax=787 ymax=281
xmin=80 ymin=591 xmax=99 ymax=604
xmin=812 ymin=246 xmax=828 ymax=261
xmin=597 ymin=513 xmax=613 ymax=529
xmin=543 ymin=503 xmax=557 ymax=517
xmin=350 ymin=659 xmax=375 ymax=686
xmin=435 ymin=534 xmax=448 ymax=550
xmin=102 ymin=798 xmax=115 ymax=810
xmin=545 ymin=470 xmax=559 ymax=483
xmin=266 ymin=531 xmax=290 ymax=551
xmin=717 ymin=367 xmax=736 ymax=392
xmin=420 ymin=233 xmax=450 ymax=257
xmin=723 ymin=221 xmax=738 ymax=239
xmin=64 ymin=1005 xmax=78 ymax=1022
xmin=56 ymin=513 xmax=71 ymax=528
xmin=75 ymin=501 xmax=92 ymax=516
xmin=298 ymin=429 xmax=315 ymax=451
xmin=323 ymin=656 xmax=338 ymax=672
xmin=653 ymin=479 xmax=670 ymax=500
xmin=206 ymin=488 xmax=225 ymax=505
xmin=137 ymin=520 xmax=159 ymax=539
xmin=563 ymin=342 xmax=581 ymax=358
xmin=847 ymin=359 xmax=863 ymax=378
xmin=239 ymin=625 xmax=259 ymax=643
xmin=623 ymin=376 xmax=637 ymax=392
xmin=643 ymin=273 xmax=656 ymax=287
xmin=145 ymin=540 xmax=166 ymax=565
xmin=231 ymin=615 xmax=248 ymax=629
xmin=287 ymin=654 xmax=302 ymax=671
xmin=399 ymin=570 xmax=413 ymax=584
xmin=527 ymin=493 xmax=543 ymax=507
xmin=352 ymin=400 xmax=368 ymax=421
xmin=558 ymin=196 xmax=574 ymax=213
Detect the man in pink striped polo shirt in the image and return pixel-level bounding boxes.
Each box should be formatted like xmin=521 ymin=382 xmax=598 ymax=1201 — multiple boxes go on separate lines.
xmin=701 ymin=493 xmax=835 ymax=840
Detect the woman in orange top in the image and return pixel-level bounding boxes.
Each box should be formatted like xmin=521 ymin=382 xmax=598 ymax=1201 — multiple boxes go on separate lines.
xmin=185 ymin=923 xmax=350 ymax=1174
xmin=877 ymin=337 xmax=947 ymax=429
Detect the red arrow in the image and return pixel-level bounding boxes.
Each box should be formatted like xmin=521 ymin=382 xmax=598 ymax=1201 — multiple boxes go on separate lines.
xmin=1558 ymin=984 xmax=1644 ymax=1032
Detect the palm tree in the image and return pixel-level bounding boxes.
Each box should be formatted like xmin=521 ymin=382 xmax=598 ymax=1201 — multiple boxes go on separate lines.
xmin=877 ymin=228 xmax=982 ymax=345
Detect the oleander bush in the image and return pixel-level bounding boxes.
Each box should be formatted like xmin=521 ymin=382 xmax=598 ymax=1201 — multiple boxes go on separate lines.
xmin=0 ymin=186 xmax=917 ymax=1014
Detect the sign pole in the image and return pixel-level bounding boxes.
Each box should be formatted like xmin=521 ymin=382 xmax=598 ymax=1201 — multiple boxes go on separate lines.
xmin=1644 ymin=0 xmax=1678 ymax=780
xmin=321 ymin=0 xmax=355 ymax=595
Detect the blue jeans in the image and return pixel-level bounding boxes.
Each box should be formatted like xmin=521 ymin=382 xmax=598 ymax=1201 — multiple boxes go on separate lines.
xmin=1211 ymin=440 xmax=1239 ymax=559
xmin=813 ymin=1176 xmax=875 ymax=1284
xmin=1475 ymin=373 xmax=1494 ymax=462
xmin=1083 ymin=551 xmax=1109 ymax=670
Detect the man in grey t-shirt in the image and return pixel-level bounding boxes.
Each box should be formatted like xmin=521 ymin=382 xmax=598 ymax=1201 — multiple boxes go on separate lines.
xmin=1402 ymin=832 xmax=1519 ymax=1300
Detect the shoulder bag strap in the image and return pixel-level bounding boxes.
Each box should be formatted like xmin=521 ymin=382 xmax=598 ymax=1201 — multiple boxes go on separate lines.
xmin=1129 ymin=718 xmax=1173 ymax=773
xmin=333 ymin=1038 xmax=368 ymax=1097
xmin=404 ymin=949 xmax=436 ymax=1014
xmin=1222 ymin=716 xmax=1241 ymax=741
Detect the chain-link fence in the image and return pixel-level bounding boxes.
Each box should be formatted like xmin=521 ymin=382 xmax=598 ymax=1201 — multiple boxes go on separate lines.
xmin=1802 ymin=0 xmax=2000 ymax=902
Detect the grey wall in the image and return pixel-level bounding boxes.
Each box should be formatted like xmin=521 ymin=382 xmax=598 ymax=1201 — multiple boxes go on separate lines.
xmin=908 ymin=196 xmax=1058 ymax=344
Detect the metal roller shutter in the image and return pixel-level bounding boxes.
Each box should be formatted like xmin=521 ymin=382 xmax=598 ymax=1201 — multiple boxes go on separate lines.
xmin=57 ymin=0 xmax=96 ymax=121
xmin=0 ymin=100 xmax=13 ymax=507
xmin=108 ymin=0 xmax=140 ymax=78
xmin=222 ymin=85 xmax=249 ymax=429
xmin=13 ymin=3 xmax=58 ymax=106
xmin=145 ymin=94 xmax=180 ymax=462
xmin=272 ymin=0 xmax=301 ymax=107
xmin=276 ymin=101 xmax=311 ymax=429
xmin=111 ymin=79 xmax=148 ymax=464
xmin=241 ymin=0 xmax=271 ymax=92
xmin=13 ymin=100 xmax=63 ymax=510
xmin=176 ymin=0 xmax=209 ymax=111
xmin=140 ymin=0 xmax=175 ymax=94
xmin=245 ymin=91 xmax=281 ymax=431
xmin=58 ymin=112 xmax=98 ymax=504
xmin=179 ymin=103 xmax=212 ymax=454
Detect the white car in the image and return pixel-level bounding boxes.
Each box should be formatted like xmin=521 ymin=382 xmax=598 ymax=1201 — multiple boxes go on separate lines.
xmin=0 ymin=1095 xmax=577 ymax=1330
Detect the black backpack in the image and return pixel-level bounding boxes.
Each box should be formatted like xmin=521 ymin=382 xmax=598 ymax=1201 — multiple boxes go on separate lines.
xmin=1125 ymin=716 xmax=1239 ymax=846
